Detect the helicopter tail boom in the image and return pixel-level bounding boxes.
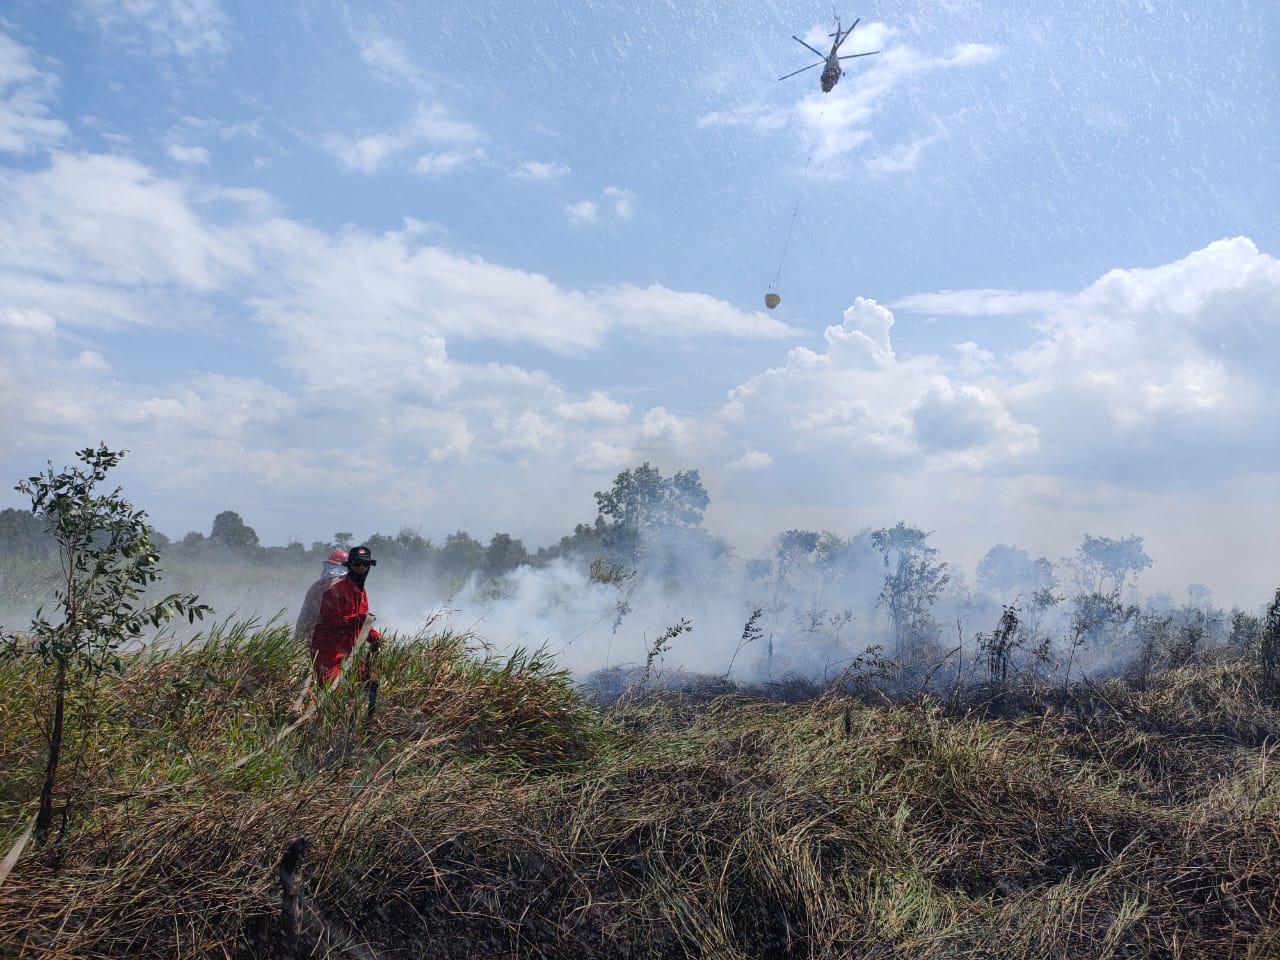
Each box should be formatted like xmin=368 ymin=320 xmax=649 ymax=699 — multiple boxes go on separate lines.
xmin=829 ymin=16 xmax=860 ymax=49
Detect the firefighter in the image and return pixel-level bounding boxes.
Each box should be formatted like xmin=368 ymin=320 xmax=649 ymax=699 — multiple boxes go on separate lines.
xmin=309 ymin=545 xmax=381 ymax=685
xmin=295 ymin=548 xmax=349 ymax=638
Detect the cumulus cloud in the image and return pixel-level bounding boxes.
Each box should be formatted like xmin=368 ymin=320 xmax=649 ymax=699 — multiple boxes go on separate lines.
xmin=884 ymin=238 xmax=1280 ymax=487
xmin=723 ymin=296 xmax=1035 ymax=472
xmin=1004 ymin=238 xmax=1280 ymax=482
xmin=557 ymin=392 xmax=630 ymax=422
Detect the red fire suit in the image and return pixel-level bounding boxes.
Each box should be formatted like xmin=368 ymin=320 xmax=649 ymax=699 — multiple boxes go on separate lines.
xmin=309 ymin=576 xmax=381 ymax=684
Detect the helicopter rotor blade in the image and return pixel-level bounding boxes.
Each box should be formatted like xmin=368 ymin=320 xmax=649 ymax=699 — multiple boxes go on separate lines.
xmin=777 ymin=61 xmax=823 ymax=81
xmin=792 ymin=35 xmax=828 ymax=59
xmin=837 ymin=50 xmax=879 ymax=60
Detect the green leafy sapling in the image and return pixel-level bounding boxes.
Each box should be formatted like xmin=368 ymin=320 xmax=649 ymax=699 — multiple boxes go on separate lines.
xmin=0 ymin=445 xmax=211 ymax=844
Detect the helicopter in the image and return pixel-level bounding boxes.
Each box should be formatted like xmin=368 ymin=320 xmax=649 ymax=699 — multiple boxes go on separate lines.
xmin=778 ymin=16 xmax=879 ymax=93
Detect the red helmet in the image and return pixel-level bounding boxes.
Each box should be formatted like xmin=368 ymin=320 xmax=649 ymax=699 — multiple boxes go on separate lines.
xmin=326 ymin=548 xmax=349 ymax=565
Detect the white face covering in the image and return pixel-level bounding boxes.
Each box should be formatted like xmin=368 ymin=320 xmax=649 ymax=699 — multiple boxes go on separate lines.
xmin=322 ymin=561 xmax=348 ymax=579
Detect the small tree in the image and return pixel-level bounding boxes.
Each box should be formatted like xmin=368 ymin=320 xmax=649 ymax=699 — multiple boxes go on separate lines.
xmin=871 ymin=522 xmax=950 ymax=662
xmin=0 ymin=445 xmax=210 ymax=843
xmin=1068 ymin=534 xmax=1152 ymax=597
xmin=976 ymin=544 xmax=1057 ymax=605
xmin=438 ymin=530 xmax=485 ymax=585
xmin=209 ymin=509 xmax=261 ymax=554
xmin=484 ymin=533 xmax=529 ymax=580
xmin=593 ymin=462 xmax=709 ymax=565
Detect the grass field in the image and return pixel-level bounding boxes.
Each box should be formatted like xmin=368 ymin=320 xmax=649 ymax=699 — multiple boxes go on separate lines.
xmin=2 ymin=618 xmax=1280 ymax=958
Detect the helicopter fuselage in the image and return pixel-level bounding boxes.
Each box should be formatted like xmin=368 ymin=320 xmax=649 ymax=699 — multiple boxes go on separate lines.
xmin=821 ymin=56 xmax=841 ymax=92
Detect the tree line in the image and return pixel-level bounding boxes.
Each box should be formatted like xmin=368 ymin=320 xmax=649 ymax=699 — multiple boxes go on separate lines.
xmin=3 ymin=458 xmax=1269 ymax=673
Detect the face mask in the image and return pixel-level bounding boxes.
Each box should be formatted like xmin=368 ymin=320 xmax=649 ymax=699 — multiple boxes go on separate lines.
xmin=322 ymin=561 xmax=347 ymax=579
xmin=348 ymin=568 xmax=369 ymax=589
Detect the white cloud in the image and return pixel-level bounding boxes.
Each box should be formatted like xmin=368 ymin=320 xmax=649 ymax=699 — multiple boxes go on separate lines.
xmin=726 ymin=449 xmax=772 ymax=472
xmin=1004 ymin=238 xmax=1280 ymax=480
xmin=0 ymin=144 xmax=795 ymax=376
xmin=603 ymin=186 xmax=636 ymax=220
xmin=511 ymin=160 xmax=570 ymax=181
xmin=218 ymin=119 xmax=261 ymax=140
xmin=0 ymin=153 xmax=255 ymax=343
xmin=324 ymin=104 xmax=483 ymax=174
xmin=596 ymin=284 xmax=796 ymax=341
xmin=724 ymin=296 xmax=1035 ymax=470
xmin=566 ymin=200 xmax=598 ymax=224
xmin=0 ymin=306 xmax=56 ymax=336
xmin=0 ymin=32 xmax=70 ymax=154
xmin=878 ymin=238 xmax=1280 ymax=486
xmin=866 ymin=125 xmax=946 ymax=174
xmin=351 ymin=27 xmax=427 ymax=93
xmin=557 ymin=392 xmax=630 ymax=422
xmin=568 ymin=187 xmax=639 ymax=225
xmin=167 ymin=143 xmax=209 ymax=164
xmin=696 ymin=103 xmax=789 ymax=134
xmin=892 ymin=288 xmax=1067 ymax=316
xmin=640 ymin=406 xmax=696 ymax=447
xmin=125 ymin=373 xmax=293 ymax=439
xmin=414 ymin=148 xmax=486 ymax=177
xmin=494 ymin=411 xmax=560 ymax=454
xmin=240 ymin=220 xmax=795 ymax=369
xmin=75 ymin=349 xmax=110 ymax=371
xmin=78 ymin=0 xmax=231 ymax=59
xmin=573 ymin=440 xmax=634 ymax=471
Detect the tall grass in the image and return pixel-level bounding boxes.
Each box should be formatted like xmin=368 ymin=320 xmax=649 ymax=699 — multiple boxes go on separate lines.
xmin=2 ymin=622 xmax=1280 ymax=957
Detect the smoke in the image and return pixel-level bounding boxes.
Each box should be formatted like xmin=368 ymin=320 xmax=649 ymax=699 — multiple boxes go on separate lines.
xmin=1 ymin=524 xmax=1267 ymax=692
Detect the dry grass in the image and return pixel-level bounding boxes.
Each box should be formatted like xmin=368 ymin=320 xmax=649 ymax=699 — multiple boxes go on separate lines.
xmin=2 ymin=626 xmax=1280 ymax=958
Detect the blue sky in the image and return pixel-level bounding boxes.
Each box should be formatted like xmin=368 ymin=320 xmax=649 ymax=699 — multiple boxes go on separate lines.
xmin=1 ymin=0 xmax=1278 ymax=608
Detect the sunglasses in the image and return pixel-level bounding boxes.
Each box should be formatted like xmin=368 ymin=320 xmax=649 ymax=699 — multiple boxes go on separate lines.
xmin=348 ymin=559 xmax=374 ymax=568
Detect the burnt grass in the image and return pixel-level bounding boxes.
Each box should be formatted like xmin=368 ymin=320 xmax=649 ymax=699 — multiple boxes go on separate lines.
xmin=2 ymin=625 xmax=1280 ymax=958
